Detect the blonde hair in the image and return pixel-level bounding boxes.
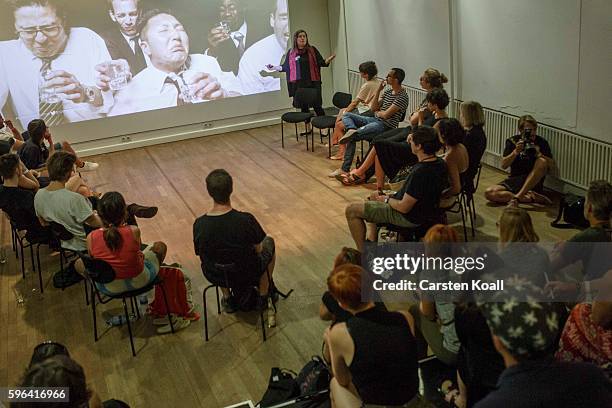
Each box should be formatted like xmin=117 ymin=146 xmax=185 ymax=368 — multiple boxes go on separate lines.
xmin=518 ymin=115 xmax=538 ymax=131
xmin=423 ymin=68 xmax=448 ymax=89
xmin=460 ymin=101 xmax=485 ymax=128
xmin=498 ymin=207 xmax=539 ymax=243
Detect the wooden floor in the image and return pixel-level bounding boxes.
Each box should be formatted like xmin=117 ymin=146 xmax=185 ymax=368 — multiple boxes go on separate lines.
xmin=0 ymin=124 xmax=576 ymax=407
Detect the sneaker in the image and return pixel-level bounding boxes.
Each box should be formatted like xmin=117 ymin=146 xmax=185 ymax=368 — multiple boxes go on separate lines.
xmin=338 ymin=129 xmax=357 ymax=145
xmin=153 ymin=315 xmax=178 ymax=326
xmin=156 ymin=317 xmax=190 ymax=334
xmin=127 ymin=203 xmax=158 ymax=219
xmin=328 ymin=169 xmax=346 ymax=178
xmin=78 ymin=161 xmax=99 ymax=172
xmin=221 ymin=296 xmax=238 ymax=314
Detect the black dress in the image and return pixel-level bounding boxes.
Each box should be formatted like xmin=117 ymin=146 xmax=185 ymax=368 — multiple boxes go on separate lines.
xmin=280 ymin=47 xmax=329 ymax=116
xmin=463 ymin=125 xmax=487 ymax=193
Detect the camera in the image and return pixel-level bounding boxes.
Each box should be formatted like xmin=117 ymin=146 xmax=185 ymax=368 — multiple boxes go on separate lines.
xmin=521 ymin=128 xmax=536 ymax=155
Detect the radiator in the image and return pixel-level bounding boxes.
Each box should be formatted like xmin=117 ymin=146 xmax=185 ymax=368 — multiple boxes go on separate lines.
xmin=348 ymin=70 xmax=612 ymax=190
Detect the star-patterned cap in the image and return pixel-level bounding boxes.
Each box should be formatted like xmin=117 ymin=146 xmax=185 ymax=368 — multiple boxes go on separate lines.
xmin=480 ymin=275 xmax=561 ymax=358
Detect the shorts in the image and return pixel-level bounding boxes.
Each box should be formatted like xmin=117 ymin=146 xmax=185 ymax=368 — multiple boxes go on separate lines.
xmin=499 ymin=174 xmax=544 ymax=194
xmin=95 ymin=244 xmax=160 ymax=295
xmin=363 ymin=201 xmax=417 ymax=228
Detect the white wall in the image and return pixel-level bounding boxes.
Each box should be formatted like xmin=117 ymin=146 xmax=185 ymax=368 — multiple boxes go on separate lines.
xmin=71 ymin=0 xmax=334 ymax=155
xmin=338 ymin=0 xmax=612 ymax=144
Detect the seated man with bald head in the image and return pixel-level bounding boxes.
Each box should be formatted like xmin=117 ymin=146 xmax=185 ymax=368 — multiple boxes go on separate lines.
xmin=109 ymin=10 xmax=242 ymax=116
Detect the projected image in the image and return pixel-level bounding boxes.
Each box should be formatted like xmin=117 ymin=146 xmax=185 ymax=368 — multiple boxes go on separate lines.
xmin=0 ymin=0 xmax=290 ymax=128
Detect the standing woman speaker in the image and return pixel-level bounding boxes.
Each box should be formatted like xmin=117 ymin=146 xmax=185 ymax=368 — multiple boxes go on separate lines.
xmin=268 ymin=29 xmax=335 ymax=117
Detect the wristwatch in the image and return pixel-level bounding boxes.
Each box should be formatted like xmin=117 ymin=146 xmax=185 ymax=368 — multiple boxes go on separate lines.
xmin=84 ymin=86 xmax=97 ymax=103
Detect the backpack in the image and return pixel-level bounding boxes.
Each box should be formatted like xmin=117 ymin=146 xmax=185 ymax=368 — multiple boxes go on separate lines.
xmin=295 ymin=356 xmax=331 ymax=396
xmin=258 ymin=368 xmax=299 ymax=407
xmin=52 ymin=260 xmax=84 ymax=289
xmin=149 ymin=266 xmax=197 ymax=318
xmin=551 ymin=194 xmax=589 ymax=229
xmin=232 ymin=286 xmax=259 ymax=312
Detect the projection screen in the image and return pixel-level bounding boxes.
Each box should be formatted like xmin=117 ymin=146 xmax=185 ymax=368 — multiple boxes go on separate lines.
xmin=0 ymin=0 xmax=290 ymax=130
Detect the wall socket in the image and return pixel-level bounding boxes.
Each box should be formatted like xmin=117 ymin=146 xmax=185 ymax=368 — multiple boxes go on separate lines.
xmin=120 ymin=136 xmax=132 ymax=143
xmin=202 ymin=122 xmax=214 ymax=129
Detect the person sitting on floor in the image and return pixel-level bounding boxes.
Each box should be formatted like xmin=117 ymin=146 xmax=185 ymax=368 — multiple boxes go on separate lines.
xmin=325 ymin=264 xmax=428 ymax=408
xmin=437 ymin=118 xmax=469 ymax=208
xmin=193 ymin=169 xmax=277 ymax=312
xmin=459 ymin=101 xmax=487 ymax=194
xmin=331 ymin=68 xmax=409 ymax=179
xmin=337 ymin=87 xmax=449 ymax=191
xmin=345 ymin=126 xmax=447 ymax=252
xmin=476 ymin=287 xmax=612 ymax=408
xmin=87 ymin=191 xmax=167 ymax=296
xmin=484 ymin=115 xmax=553 ymax=205
xmin=18 ymin=119 xmax=98 ymax=178
xmin=330 ymin=61 xmax=380 ymax=160
xmin=409 ymin=225 xmax=461 ymax=367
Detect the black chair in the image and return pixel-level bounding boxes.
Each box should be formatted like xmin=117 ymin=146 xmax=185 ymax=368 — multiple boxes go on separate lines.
xmin=202 ymin=251 xmax=292 ymax=342
xmin=80 ymin=253 xmax=175 ymax=357
xmin=463 ymin=164 xmax=482 ymax=238
xmin=442 ymin=192 xmax=469 ymax=242
xmin=5 ymin=212 xmax=48 ymax=292
xmin=311 ymin=92 xmax=352 ymax=157
xmin=280 ymin=87 xmax=318 ymax=151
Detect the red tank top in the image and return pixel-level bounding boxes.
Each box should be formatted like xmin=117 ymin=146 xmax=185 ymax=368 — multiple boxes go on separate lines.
xmin=89 ymin=226 xmax=144 ymax=279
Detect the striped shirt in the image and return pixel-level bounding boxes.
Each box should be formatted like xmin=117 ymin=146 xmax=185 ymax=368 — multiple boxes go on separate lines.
xmin=380 ymin=88 xmax=409 ymax=129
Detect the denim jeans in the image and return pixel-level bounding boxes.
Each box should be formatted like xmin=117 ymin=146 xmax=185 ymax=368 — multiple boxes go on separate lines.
xmin=341 ymin=112 xmax=387 ymax=172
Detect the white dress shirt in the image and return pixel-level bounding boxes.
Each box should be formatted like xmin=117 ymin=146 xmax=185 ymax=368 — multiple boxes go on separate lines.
xmin=237 ymin=34 xmax=285 ymax=95
xmin=230 ymin=21 xmax=247 ymax=48
xmin=0 ymin=27 xmax=114 ymax=128
xmin=108 ymin=54 xmax=242 ymax=116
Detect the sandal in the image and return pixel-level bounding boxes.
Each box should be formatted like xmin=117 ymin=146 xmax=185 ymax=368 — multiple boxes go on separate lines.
xmin=329 ymin=154 xmax=344 ymax=160
xmin=439 ymin=380 xmax=465 ymax=408
xmin=337 ymin=173 xmax=364 ymax=186
xmin=526 ymin=191 xmax=552 ymax=205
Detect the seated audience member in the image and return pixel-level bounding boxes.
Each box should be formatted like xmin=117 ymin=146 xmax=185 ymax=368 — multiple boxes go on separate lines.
xmin=325 ymin=264 xmax=427 ymax=408
xmin=193 ymin=169 xmax=277 ymax=312
xmin=476 ymin=292 xmax=612 ymax=407
xmin=0 ymin=154 xmax=47 ymax=238
xmin=437 ymin=118 xmax=468 ymax=207
xmin=459 ymin=101 xmax=487 ymax=194
xmin=335 ymin=68 xmax=409 ymax=177
xmin=497 ymin=207 xmax=550 ymax=287
xmin=408 ymin=68 xmax=448 ymax=127
xmin=485 ymin=115 xmax=553 ymax=204
xmin=0 ymin=152 xmax=39 ymax=191
xmin=442 ymin=302 xmax=504 ymax=408
xmin=409 ymin=225 xmax=461 ymax=366
xmin=320 ymin=247 xmax=363 ymax=323
xmin=0 ymin=112 xmax=25 ymax=153
xmin=345 ymin=126 xmax=447 ymax=252
xmin=338 ymin=87 xmax=449 ymax=190
xmin=237 ymin=0 xmax=289 ymax=95
xmin=556 ymin=300 xmax=612 ymax=373
xmin=109 ymin=11 xmax=241 ymax=117
xmin=18 ymin=119 xmax=98 ymax=175
xmin=87 ymin=192 xmax=167 ymax=296
xmin=328 ymin=61 xmax=380 ymax=160
xmin=34 ymin=152 xmax=156 ymax=258
xmin=546 ymin=180 xmax=612 ymax=287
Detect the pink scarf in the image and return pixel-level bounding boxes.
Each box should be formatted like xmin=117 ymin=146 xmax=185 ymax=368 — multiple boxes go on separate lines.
xmin=288 ymin=46 xmax=321 ymax=83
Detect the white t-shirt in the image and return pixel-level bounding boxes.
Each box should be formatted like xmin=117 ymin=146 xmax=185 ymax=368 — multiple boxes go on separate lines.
xmin=237 ymin=34 xmax=286 ymax=95
xmin=34 ymin=188 xmax=93 ymax=251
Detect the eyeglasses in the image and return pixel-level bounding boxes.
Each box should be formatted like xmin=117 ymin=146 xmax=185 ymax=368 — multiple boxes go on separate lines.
xmin=17 ymin=25 xmax=62 ymax=40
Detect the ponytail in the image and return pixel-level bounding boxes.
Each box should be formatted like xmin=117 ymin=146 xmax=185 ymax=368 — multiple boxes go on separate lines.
xmin=103 ymin=224 xmax=123 ymax=252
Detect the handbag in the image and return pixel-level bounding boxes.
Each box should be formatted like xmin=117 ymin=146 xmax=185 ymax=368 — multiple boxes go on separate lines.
xmin=551 ymin=194 xmax=589 ymax=229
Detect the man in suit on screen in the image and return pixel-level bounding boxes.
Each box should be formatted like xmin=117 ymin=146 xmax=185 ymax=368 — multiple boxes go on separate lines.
xmin=108 ymin=10 xmax=242 ymax=116
xmin=101 ymin=0 xmax=147 ymax=76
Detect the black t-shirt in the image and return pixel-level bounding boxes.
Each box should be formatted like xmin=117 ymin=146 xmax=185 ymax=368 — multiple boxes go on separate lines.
xmin=503 ymin=135 xmax=552 ymax=177
xmin=393 ymin=158 xmax=448 ymax=224
xmin=464 ymin=125 xmax=487 ymax=189
xmin=321 ymin=291 xmax=388 ymax=323
xmin=193 ymin=209 xmax=266 ymax=280
xmin=18 ymin=139 xmax=49 ymax=170
xmin=0 ymin=185 xmax=40 ymax=231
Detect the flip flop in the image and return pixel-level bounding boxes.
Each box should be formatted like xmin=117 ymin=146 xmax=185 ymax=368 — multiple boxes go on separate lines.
xmin=337 ymin=173 xmax=364 ymax=186
xmin=526 ymin=191 xmax=553 ymax=205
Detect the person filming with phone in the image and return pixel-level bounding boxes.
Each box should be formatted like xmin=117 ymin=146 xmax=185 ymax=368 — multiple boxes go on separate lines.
xmin=485 ymin=115 xmax=554 ymax=205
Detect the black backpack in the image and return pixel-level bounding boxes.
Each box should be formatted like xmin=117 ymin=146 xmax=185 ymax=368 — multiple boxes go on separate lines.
xmin=551 ymin=194 xmax=589 ymax=229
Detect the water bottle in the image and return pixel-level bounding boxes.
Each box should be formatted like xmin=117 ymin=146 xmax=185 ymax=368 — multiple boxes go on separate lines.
xmin=106 ymin=314 xmax=135 ymax=327
xmin=267 ymin=298 xmax=276 ymax=328
xmin=138 ymin=295 xmax=148 ymax=305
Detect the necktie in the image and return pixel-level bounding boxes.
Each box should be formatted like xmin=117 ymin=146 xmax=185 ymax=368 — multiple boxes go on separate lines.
xmin=133 ymin=37 xmax=145 ymax=63
xmin=233 ymin=32 xmax=245 ymax=56
xmin=165 ymin=74 xmax=189 ymax=106
xmin=39 ymin=59 xmax=65 ymax=127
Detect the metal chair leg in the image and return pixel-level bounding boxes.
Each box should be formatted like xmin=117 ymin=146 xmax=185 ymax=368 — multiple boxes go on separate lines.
xmin=260 ymin=309 xmax=267 ymax=342
xmin=459 ymin=199 xmax=468 ymax=242
xmin=158 ymin=281 xmax=174 ymax=334
xmin=19 ymin=238 xmax=25 ymax=279
xmin=92 ymin=284 xmax=98 ymax=342
xmin=215 ymin=286 xmax=221 ymax=314
xmin=123 ymin=298 xmax=136 ymax=356
xmin=36 ymin=244 xmax=43 ymax=294
xmin=327 ymin=128 xmax=332 ymax=158
xmin=281 ymin=119 xmax=285 ymax=148
xmin=294 ymin=123 xmax=298 ymax=141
